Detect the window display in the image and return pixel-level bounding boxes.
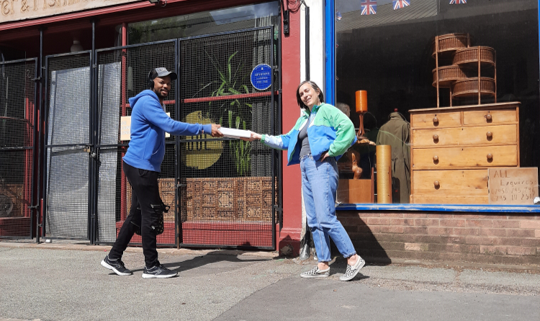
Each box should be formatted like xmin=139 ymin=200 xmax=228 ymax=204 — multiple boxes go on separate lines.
xmin=335 ymin=0 xmax=539 ymax=205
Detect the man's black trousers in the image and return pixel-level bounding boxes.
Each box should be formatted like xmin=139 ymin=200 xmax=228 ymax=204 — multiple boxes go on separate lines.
xmin=109 ymin=161 xmax=162 ymax=268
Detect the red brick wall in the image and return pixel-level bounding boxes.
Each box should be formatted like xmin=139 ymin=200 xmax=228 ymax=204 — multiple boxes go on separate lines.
xmin=337 ymin=211 xmax=540 ymax=266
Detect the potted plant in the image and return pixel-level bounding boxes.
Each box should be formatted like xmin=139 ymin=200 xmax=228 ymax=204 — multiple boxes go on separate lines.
xmin=205 ymin=51 xmax=252 ymax=176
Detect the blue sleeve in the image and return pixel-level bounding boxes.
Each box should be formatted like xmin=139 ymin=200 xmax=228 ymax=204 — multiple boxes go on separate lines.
xmin=141 ymin=97 xmax=209 ymax=136
xmin=261 ymin=125 xmax=298 ymax=150
xmin=261 ymin=134 xmax=291 ymax=150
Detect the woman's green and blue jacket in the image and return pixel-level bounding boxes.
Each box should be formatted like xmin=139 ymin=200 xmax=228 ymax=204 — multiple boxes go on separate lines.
xmin=261 ymin=103 xmax=357 ymax=165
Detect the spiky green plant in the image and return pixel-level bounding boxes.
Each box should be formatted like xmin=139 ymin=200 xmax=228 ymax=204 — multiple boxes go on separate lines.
xmin=204 ymin=50 xmax=252 ymax=176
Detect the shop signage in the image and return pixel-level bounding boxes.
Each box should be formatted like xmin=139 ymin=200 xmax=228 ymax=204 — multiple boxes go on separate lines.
xmin=488 ymin=167 xmax=539 ymax=205
xmin=0 ymin=0 xmax=136 ymax=23
xmin=250 ymin=64 xmax=272 ymax=91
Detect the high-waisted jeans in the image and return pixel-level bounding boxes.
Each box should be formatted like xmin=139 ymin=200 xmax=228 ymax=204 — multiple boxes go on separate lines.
xmin=300 ymin=155 xmax=356 ymax=262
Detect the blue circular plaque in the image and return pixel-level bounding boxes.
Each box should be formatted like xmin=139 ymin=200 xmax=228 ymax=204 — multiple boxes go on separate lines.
xmin=250 ymin=64 xmax=272 ymax=91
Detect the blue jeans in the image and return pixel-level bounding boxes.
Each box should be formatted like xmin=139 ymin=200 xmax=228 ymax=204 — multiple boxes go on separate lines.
xmin=300 ymin=155 xmax=357 ymax=262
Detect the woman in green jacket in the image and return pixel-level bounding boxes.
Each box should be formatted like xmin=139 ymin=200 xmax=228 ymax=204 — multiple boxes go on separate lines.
xmin=245 ymin=80 xmax=365 ymax=281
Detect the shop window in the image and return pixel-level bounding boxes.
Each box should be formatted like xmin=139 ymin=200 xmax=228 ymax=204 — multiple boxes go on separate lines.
xmin=335 ymin=0 xmax=539 ymax=206
xmin=126 ymin=2 xmax=280 ymax=44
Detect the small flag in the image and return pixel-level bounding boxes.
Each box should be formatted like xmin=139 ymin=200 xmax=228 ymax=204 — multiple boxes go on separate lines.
xmin=393 ymin=0 xmax=410 ymax=10
xmin=361 ymin=0 xmax=377 ymax=15
xmin=336 ymin=11 xmax=342 ymax=21
xmin=449 ymin=0 xmax=467 ymax=4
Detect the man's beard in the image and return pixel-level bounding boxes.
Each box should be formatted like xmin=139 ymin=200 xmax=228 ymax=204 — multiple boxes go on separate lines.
xmin=153 ymin=87 xmax=168 ymax=99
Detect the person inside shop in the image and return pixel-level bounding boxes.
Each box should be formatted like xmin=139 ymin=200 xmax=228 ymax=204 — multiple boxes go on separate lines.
xmin=242 ymin=80 xmax=366 ymax=281
xmin=335 ymin=102 xmax=362 ymax=180
xmin=376 ymin=107 xmax=411 ymax=203
xmin=357 ymin=112 xmax=378 ymax=179
xmin=101 ymin=67 xmax=223 ymax=279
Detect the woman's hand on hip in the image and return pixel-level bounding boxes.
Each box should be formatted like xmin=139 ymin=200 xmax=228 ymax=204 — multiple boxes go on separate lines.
xmin=320 ymin=151 xmax=330 ymax=161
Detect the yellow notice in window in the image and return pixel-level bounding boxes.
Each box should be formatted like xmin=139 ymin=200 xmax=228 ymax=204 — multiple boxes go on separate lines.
xmin=181 ymin=111 xmax=223 ymax=169
xmin=120 ymin=116 xmax=131 ymax=141
xmin=120 ymin=113 xmax=172 ymax=141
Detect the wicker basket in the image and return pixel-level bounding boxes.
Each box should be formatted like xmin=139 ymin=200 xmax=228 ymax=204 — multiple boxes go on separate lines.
xmin=432 ymin=65 xmax=472 ymax=88
xmin=453 ymin=46 xmax=495 ymax=66
xmin=452 ymin=77 xmax=496 ymax=99
xmin=432 ymin=33 xmax=470 ymax=57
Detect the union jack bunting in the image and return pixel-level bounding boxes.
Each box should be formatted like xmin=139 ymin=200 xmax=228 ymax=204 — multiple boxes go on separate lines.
xmin=361 ymin=0 xmax=377 ymax=15
xmin=393 ymin=0 xmax=410 ymax=10
xmin=449 ymin=0 xmax=467 ymax=4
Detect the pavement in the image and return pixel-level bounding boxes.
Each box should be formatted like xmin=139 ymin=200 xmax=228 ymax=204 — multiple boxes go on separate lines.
xmin=1 ymin=240 xmax=540 ymax=321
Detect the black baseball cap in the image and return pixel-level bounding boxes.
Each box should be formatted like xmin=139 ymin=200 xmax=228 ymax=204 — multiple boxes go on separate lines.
xmin=149 ymin=67 xmax=177 ymax=81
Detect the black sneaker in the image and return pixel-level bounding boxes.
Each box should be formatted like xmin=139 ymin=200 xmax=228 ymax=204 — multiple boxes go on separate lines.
xmin=101 ymin=255 xmax=132 ymax=276
xmin=142 ymin=264 xmax=178 ymax=279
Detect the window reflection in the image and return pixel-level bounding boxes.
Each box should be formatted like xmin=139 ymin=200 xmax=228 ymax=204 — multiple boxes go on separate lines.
xmin=127 ymin=2 xmax=280 ymax=44
xmin=336 ymin=0 xmax=539 ymax=205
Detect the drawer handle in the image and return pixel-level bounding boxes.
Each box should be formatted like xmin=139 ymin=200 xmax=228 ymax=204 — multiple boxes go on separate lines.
xmin=433 ymin=155 xmax=439 ymax=163
xmin=487 ymin=153 xmax=493 ymax=162
xmin=433 ymin=134 xmax=439 ymax=143
xmin=433 ymin=116 xmax=439 ymax=125
xmin=434 ymin=181 xmax=440 ymax=189
xmin=486 ymin=131 xmax=493 ymax=140
xmin=486 ymin=113 xmax=492 ymax=122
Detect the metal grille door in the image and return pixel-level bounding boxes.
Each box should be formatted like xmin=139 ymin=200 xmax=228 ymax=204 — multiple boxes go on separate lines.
xmin=178 ymin=27 xmax=278 ymax=249
xmin=94 ymin=41 xmax=178 ymax=246
xmin=43 ymin=53 xmax=92 ymax=240
xmin=0 ymin=59 xmax=37 ymax=238
xmin=40 ymin=29 xmax=279 ymax=249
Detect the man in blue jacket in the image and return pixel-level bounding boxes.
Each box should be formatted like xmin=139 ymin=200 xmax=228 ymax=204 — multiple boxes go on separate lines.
xmin=101 ymin=67 xmax=222 ymax=279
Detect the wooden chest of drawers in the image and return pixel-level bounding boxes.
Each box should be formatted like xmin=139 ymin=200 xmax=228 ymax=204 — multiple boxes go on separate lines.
xmin=409 ymin=102 xmax=520 ymax=204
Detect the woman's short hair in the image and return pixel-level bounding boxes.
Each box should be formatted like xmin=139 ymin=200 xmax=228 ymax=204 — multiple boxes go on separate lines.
xmin=296 ymin=80 xmax=324 ymax=109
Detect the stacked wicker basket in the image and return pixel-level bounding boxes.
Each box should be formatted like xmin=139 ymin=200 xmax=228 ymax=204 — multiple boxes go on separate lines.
xmin=432 ymin=33 xmax=497 ymax=107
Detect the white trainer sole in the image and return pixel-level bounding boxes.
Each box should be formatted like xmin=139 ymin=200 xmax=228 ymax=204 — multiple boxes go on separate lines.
xmin=101 ymin=260 xmax=132 ymax=276
xmin=142 ymin=272 xmax=178 ymax=279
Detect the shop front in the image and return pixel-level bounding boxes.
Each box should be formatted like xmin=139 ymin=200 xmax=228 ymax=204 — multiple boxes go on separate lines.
xmin=0 ymin=0 xmax=307 ymax=252
xmin=4 ymin=0 xmax=535 ymax=266
xmin=331 ymin=0 xmax=540 ymax=265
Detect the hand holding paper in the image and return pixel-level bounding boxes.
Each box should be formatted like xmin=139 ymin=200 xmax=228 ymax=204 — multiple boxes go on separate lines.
xmin=218 ymin=128 xmax=262 ymax=141
xmin=209 ymin=124 xmax=224 ymax=137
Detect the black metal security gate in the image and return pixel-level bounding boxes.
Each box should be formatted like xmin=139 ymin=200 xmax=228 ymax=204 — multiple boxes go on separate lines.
xmin=41 ymin=27 xmax=280 ymax=250
xmin=178 ymin=27 xmax=279 ymax=249
xmin=43 ymin=52 xmax=93 ymax=241
xmin=93 ymin=40 xmax=179 ymax=246
xmin=43 ymin=42 xmax=180 ymax=246
xmin=0 ymin=58 xmax=38 ymax=239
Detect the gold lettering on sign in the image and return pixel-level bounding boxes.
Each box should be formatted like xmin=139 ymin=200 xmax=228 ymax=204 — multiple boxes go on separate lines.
xmin=21 ymin=0 xmax=29 ymax=12
xmin=1 ymin=1 xmax=9 ymax=16
xmin=45 ymin=0 xmax=57 ymax=8
xmin=1 ymin=0 xmax=133 ymax=22
xmin=1 ymin=0 xmax=14 ymax=16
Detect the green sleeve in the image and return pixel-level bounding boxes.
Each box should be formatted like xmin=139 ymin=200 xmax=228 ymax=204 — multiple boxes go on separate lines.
xmin=326 ymin=105 xmax=356 ymax=157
